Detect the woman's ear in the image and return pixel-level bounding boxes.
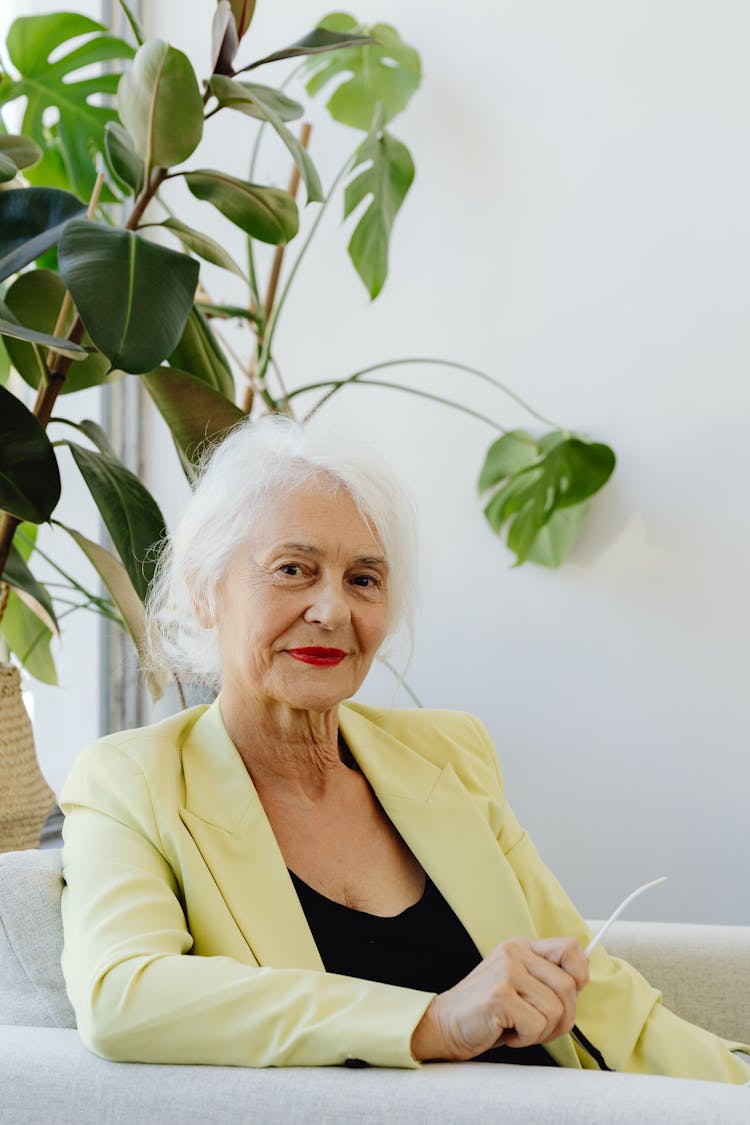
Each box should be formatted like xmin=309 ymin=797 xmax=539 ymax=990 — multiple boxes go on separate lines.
xmin=187 ymin=575 xmax=216 ymax=629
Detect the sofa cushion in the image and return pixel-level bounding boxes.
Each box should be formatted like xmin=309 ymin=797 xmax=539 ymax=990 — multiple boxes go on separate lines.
xmin=0 ymin=849 xmax=76 ymax=1028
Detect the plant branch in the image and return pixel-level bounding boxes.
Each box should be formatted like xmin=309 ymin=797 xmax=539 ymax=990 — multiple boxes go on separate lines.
xmin=290 ymin=376 xmax=505 ymax=430
xmin=240 ymin=121 xmax=312 ymax=413
xmin=257 ymin=153 xmax=354 ymax=384
xmin=298 ymin=358 xmax=564 ymax=430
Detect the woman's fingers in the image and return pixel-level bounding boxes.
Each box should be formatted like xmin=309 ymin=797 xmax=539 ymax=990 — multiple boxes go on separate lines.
xmin=529 ymin=936 xmax=590 ymax=992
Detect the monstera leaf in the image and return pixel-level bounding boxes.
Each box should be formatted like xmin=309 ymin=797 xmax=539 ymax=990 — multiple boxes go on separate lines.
xmin=0 ymin=12 xmax=133 ymax=197
xmin=479 ymin=430 xmax=616 ymax=567
xmin=305 ymin=13 xmax=421 ymax=130
xmin=344 ymin=107 xmax=414 ymax=298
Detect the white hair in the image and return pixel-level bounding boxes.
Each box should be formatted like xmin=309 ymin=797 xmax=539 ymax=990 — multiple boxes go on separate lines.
xmin=146 ymin=414 xmax=418 ymax=692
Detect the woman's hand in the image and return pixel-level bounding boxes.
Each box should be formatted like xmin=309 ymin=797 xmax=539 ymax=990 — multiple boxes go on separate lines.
xmin=411 ymin=937 xmax=589 ymax=1061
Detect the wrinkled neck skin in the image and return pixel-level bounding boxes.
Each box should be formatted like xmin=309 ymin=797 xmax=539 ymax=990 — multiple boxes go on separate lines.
xmin=220 ymin=690 xmax=347 ymax=806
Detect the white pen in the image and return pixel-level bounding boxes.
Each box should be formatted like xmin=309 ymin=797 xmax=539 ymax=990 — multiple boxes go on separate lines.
xmin=585 ymin=876 xmax=668 ymax=956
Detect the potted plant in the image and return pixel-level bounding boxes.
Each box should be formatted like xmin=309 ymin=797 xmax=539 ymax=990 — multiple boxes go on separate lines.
xmin=0 ymin=1 xmax=615 ymax=848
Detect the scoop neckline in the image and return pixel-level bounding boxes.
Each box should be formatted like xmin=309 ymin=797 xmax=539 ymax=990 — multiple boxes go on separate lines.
xmin=288 ymin=867 xmax=430 ymax=920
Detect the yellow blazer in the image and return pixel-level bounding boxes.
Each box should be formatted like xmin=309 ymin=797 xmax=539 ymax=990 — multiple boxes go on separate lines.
xmin=59 ymin=700 xmax=750 ymax=1080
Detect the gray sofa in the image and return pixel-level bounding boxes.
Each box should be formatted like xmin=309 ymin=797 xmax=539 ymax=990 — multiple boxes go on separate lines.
xmin=1 ymin=848 xmax=748 ymax=1124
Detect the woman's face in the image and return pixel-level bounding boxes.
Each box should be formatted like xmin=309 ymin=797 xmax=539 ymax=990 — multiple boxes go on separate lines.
xmin=213 ymin=480 xmax=390 ymax=716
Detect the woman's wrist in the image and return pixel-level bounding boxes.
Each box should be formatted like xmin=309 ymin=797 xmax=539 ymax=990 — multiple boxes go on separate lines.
xmin=411 ymin=997 xmax=446 ymax=1061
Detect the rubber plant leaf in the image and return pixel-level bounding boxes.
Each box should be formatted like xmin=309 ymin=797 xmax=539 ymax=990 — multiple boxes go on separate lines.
xmin=118 ymin=39 xmax=204 ymax=171
xmin=167 ymin=305 xmax=236 ymax=399
xmin=2 ymin=542 xmax=58 ymax=634
xmin=343 ymin=107 xmax=415 ymax=298
xmin=58 ymin=220 xmax=199 ymax=374
xmin=185 ymin=171 xmax=299 ymax=244
xmin=1 ymin=273 xmax=106 ymax=393
xmin=305 ymin=15 xmax=421 ymax=131
xmin=239 ymin=24 xmax=375 ymax=73
xmin=0 ymin=385 xmax=61 ymax=523
xmin=67 ymin=442 xmax=167 ymax=603
xmin=209 ymin=76 xmax=323 ymax=203
xmin=59 ymin=523 xmax=166 ymax=701
xmin=0 ymin=593 xmax=57 ymax=685
xmin=103 ymin=122 xmax=145 ymax=195
xmin=211 ymin=1 xmax=239 ymax=76
xmin=155 ymin=216 xmax=248 ymax=282
xmin=0 ymin=135 xmax=42 ymax=182
xmin=2 ymin=12 xmax=133 ymax=197
xmin=142 ymin=366 xmax=245 ymax=468
xmin=0 ymin=188 xmax=86 ymax=283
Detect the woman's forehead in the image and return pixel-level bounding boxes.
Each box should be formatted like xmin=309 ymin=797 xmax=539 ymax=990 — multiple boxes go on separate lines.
xmin=245 ymin=483 xmax=385 ymax=558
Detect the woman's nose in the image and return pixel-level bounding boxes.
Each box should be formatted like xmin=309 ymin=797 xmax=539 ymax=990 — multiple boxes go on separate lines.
xmin=303 ymin=579 xmax=350 ymax=629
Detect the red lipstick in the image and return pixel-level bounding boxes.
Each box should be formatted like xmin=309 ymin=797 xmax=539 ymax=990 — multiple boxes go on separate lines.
xmin=286 ymin=647 xmax=347 ymax=667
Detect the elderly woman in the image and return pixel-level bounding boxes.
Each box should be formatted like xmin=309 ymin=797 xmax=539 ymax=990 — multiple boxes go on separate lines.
xmin=60 ymin=417 xmax=750 ymax=1081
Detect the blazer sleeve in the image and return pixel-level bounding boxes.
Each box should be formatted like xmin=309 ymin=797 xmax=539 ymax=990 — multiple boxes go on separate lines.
xmin=60 ymin=740 xmax=434 ymax=1069
xmin=468 ymin=715 xmax=750 ymax=1085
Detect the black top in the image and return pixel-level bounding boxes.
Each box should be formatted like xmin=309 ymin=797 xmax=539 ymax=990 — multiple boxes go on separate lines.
xmin=289 ymin=867 xmax=557 ymax=1067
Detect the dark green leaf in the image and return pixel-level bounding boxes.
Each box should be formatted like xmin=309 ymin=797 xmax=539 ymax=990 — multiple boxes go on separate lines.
xmin=240 ymin=24 xmax=375 ymax=73
xmin=118 ymin=39 xmax=204 ymax=170
xmin=0 ymin=384 xmax=61 ymax=522
xmin=103 ymin=121 xmax=145 ymax=194
xmin=67 ymin=442 xmax=167 ymax=602
xmin=5 ymin=12 xmax=133 ymax=197
xmin=60 ymin=523 xmax=165 ymax=700
xmin=0 ymin=134 xmax=42 ymax=172
xmin=477 ymin=430 xmax=539 ymax=494
xmin=305 ymin=16 xmax=420 ymax=130
xmin=167 ymin=305 xmax=235 ymax=398
xmin=209 ymin=77 xmax=322 ymax=204
xmin=58 ymin=220 xmax=199 ymax=374
xmin=2 ymin=541 xmax=58 ymax=633
xmin=0 ymin=188 xmax=86 ymax=282
xmin=0 ymin=337 xmax=9 ymax=386
xmin=0 ymin=316 xmax=87 ymax=359
xmin=185 ymin=170 xmax=298 ymax=244
xmin=0 ymin=592 xmax=57 ymax=685
xmin=2 ymin=271 xmax=108 ymax=392
xmin=344 ymin=113 xmax=414 ymax=298
xmin=142 ymin=366 xmax=244 ymax=466
xmin=208 ymin=76 xmax=303 ymax=121
xmin=74 ymin=418 xmax=118 ymax=458
xmin=155 ymin=216 xmax=247 ymax=281
xmin=0 ymin=154 xmax=19 ymax=183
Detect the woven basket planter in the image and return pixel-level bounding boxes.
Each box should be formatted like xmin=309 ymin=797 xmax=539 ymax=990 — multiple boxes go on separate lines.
xmin=0 ymin=662 xmax=55 ymax=852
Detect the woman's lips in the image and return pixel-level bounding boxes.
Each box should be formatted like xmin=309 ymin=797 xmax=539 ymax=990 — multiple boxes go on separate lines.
xmin=286 ymin=647 xmax=348 ymax=667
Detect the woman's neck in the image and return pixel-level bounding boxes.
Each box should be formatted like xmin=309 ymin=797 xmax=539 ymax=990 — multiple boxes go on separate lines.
xmin=219 ymin=692 xmax=345 ymax=804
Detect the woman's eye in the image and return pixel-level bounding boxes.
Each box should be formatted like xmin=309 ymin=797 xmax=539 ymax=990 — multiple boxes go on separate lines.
xmin=351 ymin=574 xmax=379 ymax=589
xmin=279 ymin=564 xmax=304 ymax=577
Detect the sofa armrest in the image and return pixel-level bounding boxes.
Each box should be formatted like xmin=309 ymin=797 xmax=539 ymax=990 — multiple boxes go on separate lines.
xmin=1 ymin=1027 xmax=748 ymax=1125
xmin=592 ymin=919 xmax=750 ymax=1042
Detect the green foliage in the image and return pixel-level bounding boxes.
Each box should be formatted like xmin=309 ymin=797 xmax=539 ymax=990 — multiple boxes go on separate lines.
xmin=2 ymin=271 xmax=105 ymax=390
xmin=118 ymin=39 xmax=204 ymax=172
xmin=344 ymin=107 xmax=415 ymax=298
xmin=0 ymin=2 xmax=617 ymax=689
xmin=0 ymin=188 xmax=86 ymax=282
xmin=58 ymin=221 xmax=199 ymax=373
xmin=67 ymin=443 xmax=167 ymax=603
xmin=305 ymin=14 xmax=420 ymax=129
xmin=0 ymin=12 xmax=133 ymax=198
xmin=0 ymin=385 xmax=61 ymax=523
xmin=479 ymin=431 xmax=616 ymax=566
xmin=185 ymin=170 xmax=299 ymax=244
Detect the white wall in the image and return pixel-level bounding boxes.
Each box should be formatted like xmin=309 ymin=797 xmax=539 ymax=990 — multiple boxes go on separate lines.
xmin=14 ymin=0 xmax=750 ymax=924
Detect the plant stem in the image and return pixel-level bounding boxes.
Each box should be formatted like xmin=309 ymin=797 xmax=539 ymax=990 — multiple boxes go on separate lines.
xmin=299 ymin=358 xmax=562 ymax=430
xmin=257 ymin=153 xmax=354 ymax=383
xmin=240 ymin=121 xmax=312 ymax=413
xmin=291 ymin=376 xmax=505 ymax=430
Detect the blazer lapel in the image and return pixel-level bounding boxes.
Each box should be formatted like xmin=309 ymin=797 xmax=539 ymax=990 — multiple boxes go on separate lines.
xmin=339 ymin=705 xmax=581 ymax=1070
xmin=179 ymin=699 xmax=324 ymax=971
